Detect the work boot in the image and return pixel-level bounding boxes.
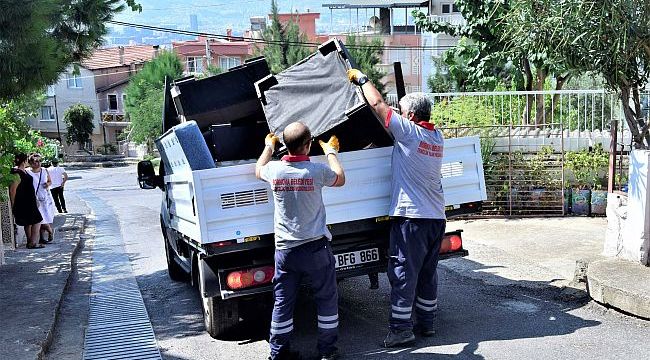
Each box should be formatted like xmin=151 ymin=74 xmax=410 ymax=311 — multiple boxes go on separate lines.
xmin=414 ymin=324 xmax=435 ymax=337
xmin=320 ymin=347 xmax=339 ymax=360
xmin=383 ymin=329 xmax=415 ymax=348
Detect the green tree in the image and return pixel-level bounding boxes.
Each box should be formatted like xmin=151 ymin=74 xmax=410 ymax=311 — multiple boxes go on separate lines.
xmin=257 ymin=0 xmax=312 ymax=74
xmin=0 ymin=0 xmax=141 ymax=100
xmin=64 ymin=104 xmax=95 ymax=151
xmin=345 ymin=35 xmax=387 ymax=96
xmin=507 ymin=0 xmax=650 ymax=148
xmin=414 ymin=1 xmax=577 ymax=124
xmin=124 ymin=51 xmax=183 ymax=152
xmin=0 ymin=92 xmax=45 ymax=197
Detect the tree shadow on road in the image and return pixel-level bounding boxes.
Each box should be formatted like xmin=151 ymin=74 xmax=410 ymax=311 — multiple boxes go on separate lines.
xmin=132 ymin=256 xmax=600 ymax=360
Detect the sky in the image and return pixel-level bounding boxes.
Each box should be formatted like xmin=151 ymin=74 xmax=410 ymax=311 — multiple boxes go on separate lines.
xmin=112 ymin=0 xmax=414 ymax=36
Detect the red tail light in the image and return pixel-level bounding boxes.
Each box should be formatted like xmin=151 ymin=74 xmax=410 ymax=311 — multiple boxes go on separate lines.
xmin=208 ymin=240 xmax=236 ymax=248
xmin=440 ymin=234 xmax=463 ymax=254
xmin=226 ymin=266 xmax=274 ymax=290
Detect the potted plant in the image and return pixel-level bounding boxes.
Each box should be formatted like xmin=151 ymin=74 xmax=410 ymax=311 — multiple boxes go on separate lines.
xmin=589 ymin=144 xmax=610 ymax=215
xmin=565 ymin=149 xmax=593 ymax=215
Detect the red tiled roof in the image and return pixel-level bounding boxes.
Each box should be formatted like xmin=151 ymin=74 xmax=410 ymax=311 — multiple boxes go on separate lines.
xmin=82 ymin=45 xmax=157 ymax=70
xmin=173 ymin=39 xmax=253 ymax=57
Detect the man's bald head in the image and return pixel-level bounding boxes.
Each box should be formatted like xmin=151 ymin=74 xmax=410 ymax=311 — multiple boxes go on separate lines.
xmin=283 ymin=122 xmax=312 ymax=155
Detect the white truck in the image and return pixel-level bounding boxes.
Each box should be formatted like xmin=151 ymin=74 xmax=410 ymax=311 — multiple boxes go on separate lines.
xmin=137 ymin=44 xmax=487 ymax=338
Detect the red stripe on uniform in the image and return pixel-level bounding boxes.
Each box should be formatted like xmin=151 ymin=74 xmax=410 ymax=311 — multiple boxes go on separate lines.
xmin=281 ymin=155 xmax=310 ymax=162
xmin=330 ymin=174 xmax=339 ymax=186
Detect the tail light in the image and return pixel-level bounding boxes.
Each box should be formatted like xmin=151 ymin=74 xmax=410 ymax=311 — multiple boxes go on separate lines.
xmin=440 ymin=233 xmax=463 ymax=254
xmin=226 ymin=266 xmax=274 ymax=290
xmin=208 ymin=240 xmax=236 ymax=249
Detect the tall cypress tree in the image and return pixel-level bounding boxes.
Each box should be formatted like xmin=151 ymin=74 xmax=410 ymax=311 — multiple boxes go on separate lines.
xmin=258 ymin=0 xmax=312 ymax=74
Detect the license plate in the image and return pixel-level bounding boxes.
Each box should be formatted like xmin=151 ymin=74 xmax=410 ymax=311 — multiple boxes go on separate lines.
xmin=335 ymin=248 xmax=379 ymax=270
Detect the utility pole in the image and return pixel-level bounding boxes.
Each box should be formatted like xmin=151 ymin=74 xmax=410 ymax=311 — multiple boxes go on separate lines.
xmin=205 ymin=38 xmax=212 ymax=74
xmin=53 ymin=93 xmax=61 ymax=143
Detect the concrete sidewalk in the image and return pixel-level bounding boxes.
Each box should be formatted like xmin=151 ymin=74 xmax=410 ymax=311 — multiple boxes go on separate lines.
xmin=449 ymin=217 xmax=650 ymax=320
xmin=0 ymin=214 xmax=87 ymax=360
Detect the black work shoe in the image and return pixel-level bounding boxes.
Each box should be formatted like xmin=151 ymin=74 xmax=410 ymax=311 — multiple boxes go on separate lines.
xmin=414 ymin=324 xmax=435 ymax=337
xmin=383 ymin=329 xmax=415 ymax=348
xmin=320 ymin=348 xmax=339 ymax=360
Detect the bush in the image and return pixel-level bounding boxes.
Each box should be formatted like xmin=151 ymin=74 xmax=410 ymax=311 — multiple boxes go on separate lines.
xmin=96 ymin=143 xmax=118 ymax=155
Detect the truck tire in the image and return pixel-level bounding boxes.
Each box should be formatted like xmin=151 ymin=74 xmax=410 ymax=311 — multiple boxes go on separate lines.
xmin=161 ymin=219 xmax=187 ymax=281
xmin=202 ymin=296 xmax=240 ymax=338
xmin=164 ymin=237 xmax=187 ymax=281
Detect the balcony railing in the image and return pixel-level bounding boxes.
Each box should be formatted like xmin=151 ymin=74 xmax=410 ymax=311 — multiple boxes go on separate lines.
xmin=101 ymin=112 xmax=127 ymax=123
xmin=426 ymin=14 xmax=466 ymax=26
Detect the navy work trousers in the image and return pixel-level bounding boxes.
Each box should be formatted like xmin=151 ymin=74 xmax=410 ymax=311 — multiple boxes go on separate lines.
xmin=387 ymin=217 xmax=446 ymax=331
xmin=269 ymin=238 xmax=339 ymax=359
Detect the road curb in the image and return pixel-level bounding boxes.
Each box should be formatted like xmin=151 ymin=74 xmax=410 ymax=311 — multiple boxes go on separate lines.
xmin=587 ymin=258 xmax=650 ymax=320
xmin=36 ymin=215 xmax=89 ymax=360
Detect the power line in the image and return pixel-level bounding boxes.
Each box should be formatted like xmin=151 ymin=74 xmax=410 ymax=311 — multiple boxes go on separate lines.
xmin=107 ymin=20 xmax=454 ymax=51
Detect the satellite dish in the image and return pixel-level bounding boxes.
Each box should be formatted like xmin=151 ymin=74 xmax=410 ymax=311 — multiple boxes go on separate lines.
xmin=369 ymin=16 xmax=380 ymax=29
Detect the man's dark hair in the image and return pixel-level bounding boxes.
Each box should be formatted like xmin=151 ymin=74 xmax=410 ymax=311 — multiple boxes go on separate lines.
xmin=283 ymin=122 xmax=312 ymax=155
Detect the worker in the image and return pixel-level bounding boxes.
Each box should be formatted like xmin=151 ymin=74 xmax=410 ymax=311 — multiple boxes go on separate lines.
xmin=255 ymin=122 xmax=346 ymax=360
xmin=347 ymin=69 xmax=446 ymax=347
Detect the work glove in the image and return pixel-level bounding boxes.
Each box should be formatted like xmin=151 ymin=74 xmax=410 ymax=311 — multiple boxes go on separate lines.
xmin=265 ymin=133 xmax=279 ymax=149
xmin=347 ymin=69 xmax=369 ymax=86
xmin=319 ymin=135 xmax=340 ymax=156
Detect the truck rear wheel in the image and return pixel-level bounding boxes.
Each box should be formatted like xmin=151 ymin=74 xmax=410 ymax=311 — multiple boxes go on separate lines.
xmin=202 ymin=296 xmax=240 ymax=338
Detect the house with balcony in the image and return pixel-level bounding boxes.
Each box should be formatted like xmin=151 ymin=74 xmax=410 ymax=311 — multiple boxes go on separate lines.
xmin=173 ymin=35 xmax=253 ymax=76
xmin=27 ymin=66 xmax=102 ymax=154
xmin=81 ymin=45 xmax=159 ymax=146
xmin=320 ymin=0 xmax=465 ymax=94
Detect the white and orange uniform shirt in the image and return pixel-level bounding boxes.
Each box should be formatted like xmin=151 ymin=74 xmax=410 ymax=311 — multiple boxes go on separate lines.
xmin=260 ymin=155 xmax=339 ymax=250
xmin=386 ymin=109 xmax=446 ymax=220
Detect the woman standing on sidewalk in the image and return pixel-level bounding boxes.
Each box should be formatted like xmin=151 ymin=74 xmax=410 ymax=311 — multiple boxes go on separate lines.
xmin=9 ymin=153 xmax=44 ymax=249
xmin=27 ymin=153 xmax=55 ymax=243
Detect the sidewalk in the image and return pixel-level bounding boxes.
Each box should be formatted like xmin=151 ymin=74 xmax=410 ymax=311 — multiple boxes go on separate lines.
xmin=0 ymin=214 xmax=87 ymax=360
xmin=449 ymin=217 xmax=650 ymax=320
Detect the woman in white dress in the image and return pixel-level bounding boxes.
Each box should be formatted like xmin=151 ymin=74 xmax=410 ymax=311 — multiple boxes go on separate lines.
xmin=27 ymin=153 xmax=55 ymax=243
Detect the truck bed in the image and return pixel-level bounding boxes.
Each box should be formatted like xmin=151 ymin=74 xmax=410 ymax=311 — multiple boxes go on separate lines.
xmin=165 ymin=136 xmax=487 ymax=246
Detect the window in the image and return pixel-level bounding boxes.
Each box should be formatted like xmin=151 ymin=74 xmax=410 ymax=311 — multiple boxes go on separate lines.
xmin=122 ymin=94 xmax=127 ymax=108
xmin=66 ymin=74 xmax=82 ymax=88
xmin=187 ymin=56 xmax=204 ymax=73
xmin=442 ymin=3 xmax=460 ymax=14
xmin=108 ymin=94 xmax=118 ymax=111
xmin=219 ymin=56 xmax=241 ymax=70
xmin=40 ymin=106 xmax=55 ymax=121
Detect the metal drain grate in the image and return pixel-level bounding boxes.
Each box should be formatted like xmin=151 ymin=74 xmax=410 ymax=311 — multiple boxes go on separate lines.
xmin=82 ymin=192 xmax=162 ymax=360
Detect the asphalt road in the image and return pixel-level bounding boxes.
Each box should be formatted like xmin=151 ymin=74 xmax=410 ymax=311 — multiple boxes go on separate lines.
xmin=67 ymin=166 xmax=650 ymax=360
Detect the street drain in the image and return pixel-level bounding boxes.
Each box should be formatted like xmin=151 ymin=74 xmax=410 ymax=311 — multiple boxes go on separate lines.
xmin=82 ymin=192 xmax=162 ymax=360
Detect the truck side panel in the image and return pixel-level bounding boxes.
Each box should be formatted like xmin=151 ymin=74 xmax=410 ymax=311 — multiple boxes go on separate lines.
xmin=164 ymin=136 xmax=487 ymax=244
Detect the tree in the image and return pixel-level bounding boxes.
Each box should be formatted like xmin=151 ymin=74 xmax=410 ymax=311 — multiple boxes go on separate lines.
xmin=0 ymin=0 xmax=141 ymax=100
xmin=257 ymin=0 xmax=312 ymax=74
xmin=508 ymin=0 xmax=650 ymax=148
xmin=124 ymin=51 xmax=183 ymax=152
xmin=414 ymin=1 xmax=577 ymax=124
xmin=0 ymin=92 xmax=44 ymax=197
xmin=345 ymin=35 xmax=387 ymax=96
xmin=64 ymin=104 xmax=95 ymax=151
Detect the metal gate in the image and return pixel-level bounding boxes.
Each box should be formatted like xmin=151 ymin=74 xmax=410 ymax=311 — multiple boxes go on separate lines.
xmin=386 ymin=90 xmax=637 ymax=217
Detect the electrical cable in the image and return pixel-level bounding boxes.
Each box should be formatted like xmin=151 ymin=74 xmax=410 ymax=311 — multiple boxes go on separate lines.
xmin=107 ymin=20 xmax=455 ymax=51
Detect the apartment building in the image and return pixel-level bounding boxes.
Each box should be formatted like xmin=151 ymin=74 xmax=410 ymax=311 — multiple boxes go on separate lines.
xmin=173 ymin=35 xmax=253 ymax=75
xmin=321 ymin=0 xmax=464 ymax=94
